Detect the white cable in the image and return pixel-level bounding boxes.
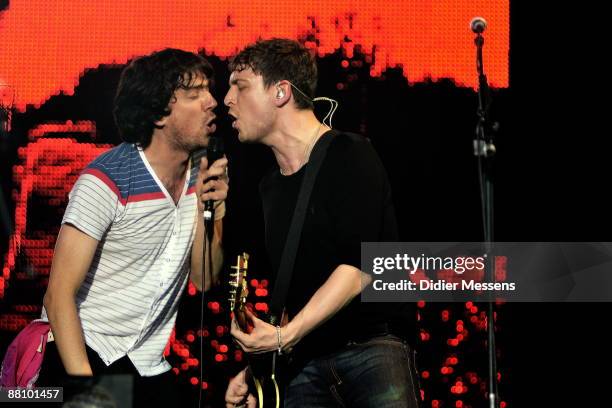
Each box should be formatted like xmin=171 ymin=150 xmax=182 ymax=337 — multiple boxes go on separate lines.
xmin=313 ymin=97 xmax=338 ymax=128
xmin=286 ymin=81 xmax=339 ymax=128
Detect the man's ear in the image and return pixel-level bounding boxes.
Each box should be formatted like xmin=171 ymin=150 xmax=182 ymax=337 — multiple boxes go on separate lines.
xmin=155 ymin=95 xmax=177 ymax=127
xmin=273 ymin=81 xmax=290 ymax=106
xmin=154 ymin=116 xmax=167 ymax=128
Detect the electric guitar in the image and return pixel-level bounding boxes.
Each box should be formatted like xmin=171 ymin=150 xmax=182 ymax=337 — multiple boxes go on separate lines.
xmin=229 ymin=253 xmax=284 ymax=408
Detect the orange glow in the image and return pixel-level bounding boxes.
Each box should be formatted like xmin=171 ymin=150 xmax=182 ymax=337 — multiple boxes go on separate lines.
xmin=1 ymin=3 xmax=508 ymax=400
xmin=0 ymin=0 xmax=508 ymax=110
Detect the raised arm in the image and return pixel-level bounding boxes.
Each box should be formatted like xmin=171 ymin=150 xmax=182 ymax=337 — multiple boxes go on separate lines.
xmin=190 ymin=156 xmax=228 ymax=291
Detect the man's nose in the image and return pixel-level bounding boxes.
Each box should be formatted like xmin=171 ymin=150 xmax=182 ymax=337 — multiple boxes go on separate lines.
xmin=224 ymin=89 xmax=234 ymax=107
xmin=206 ymin=96 xmax=218 ymax=110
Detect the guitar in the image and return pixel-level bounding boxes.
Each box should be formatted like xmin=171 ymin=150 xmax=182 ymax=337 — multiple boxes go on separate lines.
xmin=229 ymin=253 xmax=283 ymax=408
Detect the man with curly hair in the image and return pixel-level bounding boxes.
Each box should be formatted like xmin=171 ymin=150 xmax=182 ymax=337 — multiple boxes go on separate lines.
xmin=37 ymin=48 xmax=228 ymax=405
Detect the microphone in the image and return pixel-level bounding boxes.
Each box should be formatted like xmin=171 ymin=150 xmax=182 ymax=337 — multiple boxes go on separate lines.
xmin=470 ymin=17 xmax=487 ymax=34
xmin=203 ymin=136 xmax=224 ymax=223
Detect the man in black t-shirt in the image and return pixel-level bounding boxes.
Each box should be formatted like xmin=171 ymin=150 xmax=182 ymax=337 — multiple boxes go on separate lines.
xmin=224 ymin=38 xmax=419 ymax=408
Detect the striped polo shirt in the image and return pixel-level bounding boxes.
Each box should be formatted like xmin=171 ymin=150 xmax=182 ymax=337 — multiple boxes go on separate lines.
xmin=42 ymin=143 xmax=200 ymax=376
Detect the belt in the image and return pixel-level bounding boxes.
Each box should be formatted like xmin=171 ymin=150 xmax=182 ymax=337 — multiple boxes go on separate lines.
xmin=347 ymin=323 xmax=395 ymax=343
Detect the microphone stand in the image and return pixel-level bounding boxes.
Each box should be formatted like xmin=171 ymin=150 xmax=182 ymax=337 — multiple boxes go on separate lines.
xmin=472 ymin=32 xmax=500 ymax=408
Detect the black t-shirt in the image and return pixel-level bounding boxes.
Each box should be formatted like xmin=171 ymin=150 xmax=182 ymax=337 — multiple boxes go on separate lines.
xmin=260 ymin=130 xmax=415 ymax=362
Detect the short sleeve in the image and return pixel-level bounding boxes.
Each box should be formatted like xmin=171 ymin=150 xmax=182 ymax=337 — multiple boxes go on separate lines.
xmin=62 ymin=171 xmax=119 ymax=240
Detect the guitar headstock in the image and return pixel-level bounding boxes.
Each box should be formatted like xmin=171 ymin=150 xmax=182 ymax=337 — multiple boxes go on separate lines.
xmin=229 ymin=253 xmax=249 ymax=331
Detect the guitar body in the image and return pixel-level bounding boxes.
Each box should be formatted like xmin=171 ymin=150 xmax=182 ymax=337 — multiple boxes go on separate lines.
xmin=229 ymin=254 xmax=286 ymax=408
xmin=246 ymin=352 xmax=282 ymax=408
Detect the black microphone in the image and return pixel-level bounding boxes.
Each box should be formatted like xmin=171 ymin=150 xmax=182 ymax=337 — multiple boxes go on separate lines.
xmin=203 ymin=136 xmax=224 ymax=223
xmin=470 ymin=17 xmax=487 ymax=34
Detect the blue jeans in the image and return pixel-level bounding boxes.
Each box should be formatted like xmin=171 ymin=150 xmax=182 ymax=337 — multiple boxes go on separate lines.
xmin=284 ymin=335 xmax=421 ymax=408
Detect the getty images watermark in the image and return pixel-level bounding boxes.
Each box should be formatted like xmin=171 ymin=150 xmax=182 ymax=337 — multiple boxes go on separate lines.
xmin=361 ymin=242 xmax=612 ymax=302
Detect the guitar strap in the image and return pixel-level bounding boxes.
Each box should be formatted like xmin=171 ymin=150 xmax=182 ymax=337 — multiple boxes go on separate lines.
xmin=268 ymin=130 xmax=336 ymax=324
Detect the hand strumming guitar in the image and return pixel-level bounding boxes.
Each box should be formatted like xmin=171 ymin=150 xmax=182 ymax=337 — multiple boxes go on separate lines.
xmin=225 ymin=368 xmax=257 ymax=408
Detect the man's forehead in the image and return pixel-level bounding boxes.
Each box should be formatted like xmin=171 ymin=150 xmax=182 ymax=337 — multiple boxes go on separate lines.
xmin=180 ymin=73 xmax=209 ymax=88
xmin=229 ymin=68 xmax=259 ymax=83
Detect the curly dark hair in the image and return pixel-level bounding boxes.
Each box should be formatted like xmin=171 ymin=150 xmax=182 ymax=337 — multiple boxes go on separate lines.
xmin=229 ymin=39 xmax=317 ymax=110
xmin=113 ymin=48 xmax=214 ymax=148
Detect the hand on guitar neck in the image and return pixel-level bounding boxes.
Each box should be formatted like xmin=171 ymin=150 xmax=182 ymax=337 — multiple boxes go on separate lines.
xmin=229 ymin=253 xmax=296 ymax=354
xmin=231 ymin=308 xmax=294 ymax=354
